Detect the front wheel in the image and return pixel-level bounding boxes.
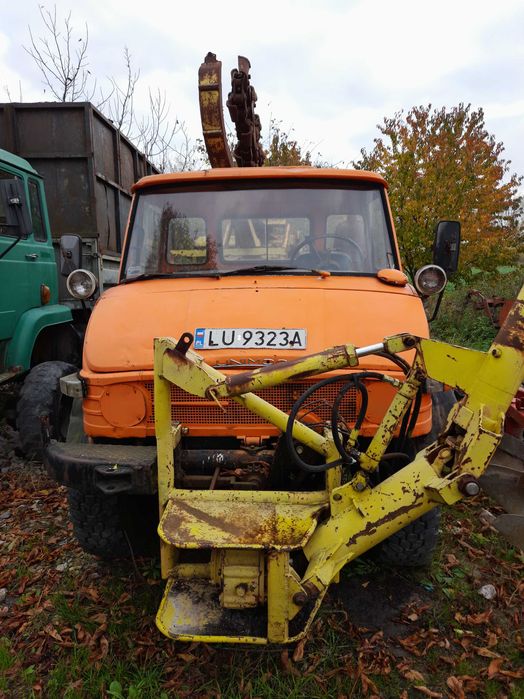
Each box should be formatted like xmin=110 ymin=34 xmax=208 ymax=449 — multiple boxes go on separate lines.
xmin=67 ymin=489 xmax=158 ymax=560
xmin=372 ymin=391 xmax=457 ymax=567
xmin=372 ymin=508 xmax=440 ymax=567
xmin=17 ymin=361 xmax=78 ymax=460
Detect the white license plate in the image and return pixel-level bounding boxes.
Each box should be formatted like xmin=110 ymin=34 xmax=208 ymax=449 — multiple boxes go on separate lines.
xmin=193 ymin=328 xmax=307 ymax=350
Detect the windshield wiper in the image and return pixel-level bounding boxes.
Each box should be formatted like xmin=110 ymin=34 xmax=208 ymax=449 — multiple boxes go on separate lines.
xmin=219 ymin=265 xmax=330 ymax=277
xmin=121 ymin=273 xmax=176 ymax=284
xmin=122 ymin=271 xmax=222 ymax=283
xmin=121 ymin=266 xmax=331 ymax=283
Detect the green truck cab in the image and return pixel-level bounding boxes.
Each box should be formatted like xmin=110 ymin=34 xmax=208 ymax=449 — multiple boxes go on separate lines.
xmin=0 ymin=103 xmax=159 ymax=457
xmin=0 ymin=148 xmax=75 ymax=382
xmin=0 ymin=148 xmax=83 ymax=458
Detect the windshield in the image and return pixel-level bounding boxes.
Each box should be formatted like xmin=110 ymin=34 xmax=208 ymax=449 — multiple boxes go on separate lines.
xmin=123 ymin=181 xmax=396 ymax=279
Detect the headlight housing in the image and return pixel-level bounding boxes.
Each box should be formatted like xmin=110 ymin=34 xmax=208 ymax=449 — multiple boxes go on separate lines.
xmin=66 ymin=269 xmax=98 ymax=299
xmin=414 ymin=265 xmax=447 ymax=296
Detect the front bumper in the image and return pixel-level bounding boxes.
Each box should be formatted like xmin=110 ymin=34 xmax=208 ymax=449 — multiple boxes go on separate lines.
xmin=45 ymin=441 xmax=157 ymax=495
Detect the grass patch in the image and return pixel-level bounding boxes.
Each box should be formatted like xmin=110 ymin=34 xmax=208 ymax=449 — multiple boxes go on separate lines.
xmin=431 ymin=268 xmax=523 ymax=349
xmin=45 ymin=653 xmax=169 ymax=699
xmin=0 ymin=638 xmax=17 ymax=692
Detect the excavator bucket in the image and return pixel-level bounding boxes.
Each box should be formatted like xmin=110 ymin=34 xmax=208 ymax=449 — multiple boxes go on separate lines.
xmin=480 ymin=433 xmax=524 ymax=549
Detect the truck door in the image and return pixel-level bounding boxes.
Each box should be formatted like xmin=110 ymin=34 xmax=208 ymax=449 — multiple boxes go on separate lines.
xmin=0 ymin=169 xmax=56 ymax=348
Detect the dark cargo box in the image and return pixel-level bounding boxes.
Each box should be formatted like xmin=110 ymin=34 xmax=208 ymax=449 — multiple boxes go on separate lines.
xmin=0 ymin=102 xmax=159 ymax=254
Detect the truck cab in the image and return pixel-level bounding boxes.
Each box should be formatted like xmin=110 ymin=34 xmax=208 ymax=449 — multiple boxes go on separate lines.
xmin=80 ymin=167 xmax=432 ymax=443
xmin=0 ymin=148 xmax=73 ymax=382
xmin=46 ymin=166 xmax=453 ymax=564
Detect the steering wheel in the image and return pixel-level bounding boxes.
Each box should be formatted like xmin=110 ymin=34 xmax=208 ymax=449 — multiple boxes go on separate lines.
xmin=290 ymin=235 xmax=365 ymax=270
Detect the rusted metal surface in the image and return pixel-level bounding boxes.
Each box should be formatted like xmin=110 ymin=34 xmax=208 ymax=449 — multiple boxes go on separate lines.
xmin=494 ymin=299 xmax=524 ymax=352
xmin=157 ymin=578 xmax=267 ymax=642
xmin=198 ymin=53 xmax=235 ymax=168
xmin=226 ymin=56 xmax=265 ymax=167
xmin=159 ymin=494 xmax=326 ymax=550
xmin=505 ymin=387 xmax=524 ymax=437
xmin=0 ymin=102 xmax=158 ymax=254
xmin=177 ymin=449 xmax=272 ymax=489
xmin=219 ymin=344 xmax=356 ymax=398
xmin=179 ymin=449 xmax=274 ymax=473
xmin=221 ymin=549 xmax=265 ymax=608
xmin=153 ymin=283 xmax=524 ymax=643
xmin=467 ymin=289 xmax=515 ymax=329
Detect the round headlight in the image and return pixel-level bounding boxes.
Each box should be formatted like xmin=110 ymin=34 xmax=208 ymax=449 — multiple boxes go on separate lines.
xmin=414 ymin=265 xmax=447 ymax=296
xmin=66 ymin=269 xmax=98 ymax=299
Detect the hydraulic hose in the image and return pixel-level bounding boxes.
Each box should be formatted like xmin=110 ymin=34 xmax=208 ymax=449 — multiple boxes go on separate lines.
xmin=285 ymin=371 xmax=397 ymax=473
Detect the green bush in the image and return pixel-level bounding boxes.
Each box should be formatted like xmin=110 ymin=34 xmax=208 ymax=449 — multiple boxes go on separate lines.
xmin=430 ymin=268 xmax=523 ymax=350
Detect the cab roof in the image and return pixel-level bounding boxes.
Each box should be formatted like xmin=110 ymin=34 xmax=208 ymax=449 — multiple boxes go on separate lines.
xmin=132 ymin=166 xmax=388 ymax=192
xmin=0 ymin=148 xmax=40 ymax=176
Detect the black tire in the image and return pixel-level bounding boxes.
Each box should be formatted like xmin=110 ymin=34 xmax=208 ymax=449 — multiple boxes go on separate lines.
xmin=373 ymin=391 xmax=457 ymax=567
xmin=373 ymin=507 xmax=441 ymax=567
xmin=67 ymin=489 xmax=158 ymax=560
xmin=17 ymin=360 xmax=78 ymax=460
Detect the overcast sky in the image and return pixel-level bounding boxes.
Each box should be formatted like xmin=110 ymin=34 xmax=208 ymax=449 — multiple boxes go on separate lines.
xmin=2 ymin=0 xmax=524 ymax=180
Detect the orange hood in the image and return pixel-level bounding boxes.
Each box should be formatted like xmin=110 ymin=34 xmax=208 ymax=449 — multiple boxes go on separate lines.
xmin=83 ymin=276 xmax=428 ymax=373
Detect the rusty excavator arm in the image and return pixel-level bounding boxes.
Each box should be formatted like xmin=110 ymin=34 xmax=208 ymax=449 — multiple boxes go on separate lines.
xmin=198 ymin=52 xmax=265 ymax=168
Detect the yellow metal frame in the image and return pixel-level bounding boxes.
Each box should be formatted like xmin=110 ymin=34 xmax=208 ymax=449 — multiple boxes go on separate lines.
xmin=154 ymin=288 xmax=524 ymax=643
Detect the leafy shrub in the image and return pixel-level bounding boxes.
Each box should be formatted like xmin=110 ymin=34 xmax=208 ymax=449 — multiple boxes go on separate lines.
xmin=431 ymin=268 xmax=523 ymax=350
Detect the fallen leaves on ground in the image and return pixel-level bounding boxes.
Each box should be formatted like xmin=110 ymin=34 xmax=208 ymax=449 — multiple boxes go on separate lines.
xmin=0 ymin=421 xmax=523 ymax=698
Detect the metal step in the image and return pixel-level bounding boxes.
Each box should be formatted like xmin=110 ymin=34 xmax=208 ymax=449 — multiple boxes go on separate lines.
xmin=156 ymin=577 xmax=267 ymax=643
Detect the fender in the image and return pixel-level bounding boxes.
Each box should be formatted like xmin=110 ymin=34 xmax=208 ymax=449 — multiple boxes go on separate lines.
xmin=5 ymin=304 xmax=73 ymax=372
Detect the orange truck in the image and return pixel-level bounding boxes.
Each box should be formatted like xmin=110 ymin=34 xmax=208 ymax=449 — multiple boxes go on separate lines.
xmin=45 ymin=163 xmax=460 ymax=561
xmin=39 ymin=54 xmax=524 ymax=646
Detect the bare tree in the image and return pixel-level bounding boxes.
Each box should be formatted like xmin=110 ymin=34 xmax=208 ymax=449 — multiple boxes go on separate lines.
xmin=134 ymin=88 xmax=183 ymax=172
xmin=22 ymin=5 xmax=200 ymax=172
xmin=3 ymin=82 xmax=23 ymax=102
xmin=106 ymin=47 xmax=139 ymax=136
xmin=166 ymin=122 xmax=206 ymax=172
xmin=24 ymin=5 xmax=95 ymax=102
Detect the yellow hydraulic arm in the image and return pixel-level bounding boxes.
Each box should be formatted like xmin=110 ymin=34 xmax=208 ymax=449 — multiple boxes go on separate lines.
xmin=153 ymin=287 xmax=524 ymax=644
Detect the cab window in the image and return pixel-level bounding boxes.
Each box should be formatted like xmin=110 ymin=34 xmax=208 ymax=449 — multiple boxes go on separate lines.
xmin=221 ymin=217 xmax=309 ymax=261
xmin=167 ymin=216 xmax=207 ymax=265
xmin=0 ymin=169 xmax=26 ymax=238
xmin=28 ymin=179 xmax=47 ymax=242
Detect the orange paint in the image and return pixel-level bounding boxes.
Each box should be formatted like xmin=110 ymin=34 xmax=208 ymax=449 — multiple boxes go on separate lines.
xmin=82 ymin=167 xmax=428 ymax=440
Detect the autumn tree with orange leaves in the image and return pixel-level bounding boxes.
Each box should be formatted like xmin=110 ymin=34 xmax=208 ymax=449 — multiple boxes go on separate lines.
xmin=355 ymin=104 xmax=523 ymax=278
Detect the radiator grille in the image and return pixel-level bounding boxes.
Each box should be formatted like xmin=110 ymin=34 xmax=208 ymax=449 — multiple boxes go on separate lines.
xmin=144 ymin=381 xmax=358 ymax=426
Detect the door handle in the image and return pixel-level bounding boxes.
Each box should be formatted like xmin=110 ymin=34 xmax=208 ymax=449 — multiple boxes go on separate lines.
xmin=25 ymin=253 xmax=39 ymax=260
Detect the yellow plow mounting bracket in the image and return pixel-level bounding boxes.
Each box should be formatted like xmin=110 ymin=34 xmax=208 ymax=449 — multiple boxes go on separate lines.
xmin=154 ymin=288 xmax=524 ymax=644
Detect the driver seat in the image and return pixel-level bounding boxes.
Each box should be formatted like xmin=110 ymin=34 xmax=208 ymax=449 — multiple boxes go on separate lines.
xmin=332 ymin=216 xmax=367 ymax=270
xmin=334 ymin=216 xmax=366 ymax=252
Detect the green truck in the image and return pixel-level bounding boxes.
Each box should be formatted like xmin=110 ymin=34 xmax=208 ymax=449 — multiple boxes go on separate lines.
xmin=0 ymin=102 xmax=158 ymax=457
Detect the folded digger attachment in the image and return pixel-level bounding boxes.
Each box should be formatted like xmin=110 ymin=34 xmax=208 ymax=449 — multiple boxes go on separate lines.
xmin=154 ymin=291 xmax=524 ymax=644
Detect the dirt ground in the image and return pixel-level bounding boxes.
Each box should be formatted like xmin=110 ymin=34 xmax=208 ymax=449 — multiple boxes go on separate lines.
xmin=0 ymin=411 xmax=523 ymax=698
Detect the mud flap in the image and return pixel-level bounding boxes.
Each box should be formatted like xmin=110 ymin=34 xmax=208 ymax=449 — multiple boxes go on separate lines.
xmin=480 ymin=433 xmax=524 ymax=549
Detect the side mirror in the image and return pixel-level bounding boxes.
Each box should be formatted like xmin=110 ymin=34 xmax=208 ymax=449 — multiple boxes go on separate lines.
xmin=0 ymin=178 xmax=32 ymax=238
xmin=59 ymin=235 xmax=82 ymax=276
xmin=433 ymin=220 xmax=460 ymax=275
